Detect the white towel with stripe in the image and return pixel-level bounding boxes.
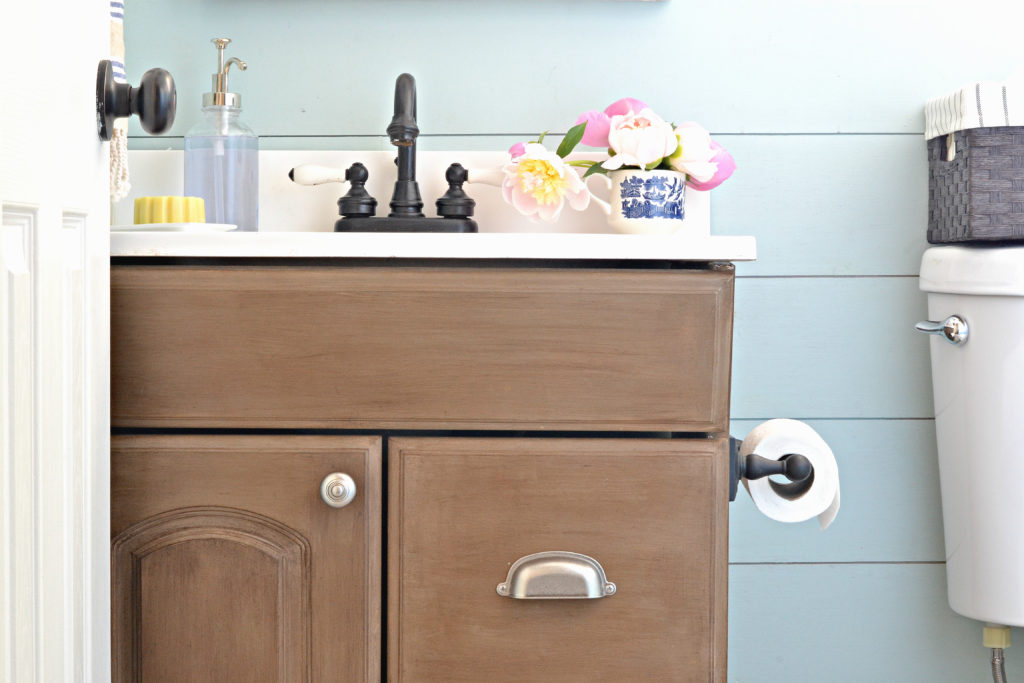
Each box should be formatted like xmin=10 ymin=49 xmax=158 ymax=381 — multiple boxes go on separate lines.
xmin=925 ymin=79 xmax=1024 ymax=140
xmin=109 ymin=0 xmax=130 ymax=201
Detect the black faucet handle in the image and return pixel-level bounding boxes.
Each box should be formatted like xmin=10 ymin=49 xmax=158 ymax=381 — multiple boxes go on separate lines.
xmin=337 ymin=163 xmax=378 ymax=218
xmin=436 ymin=163 xmax=476 ymax=219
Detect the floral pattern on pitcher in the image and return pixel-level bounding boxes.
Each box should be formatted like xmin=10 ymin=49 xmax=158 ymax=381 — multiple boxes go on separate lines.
xmin=619 ymin=176 xmax=685 ymax=220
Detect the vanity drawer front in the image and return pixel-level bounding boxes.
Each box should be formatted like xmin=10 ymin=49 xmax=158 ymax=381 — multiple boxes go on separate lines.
xmin=388 ymin=437 xmax=728 ymax=683
xmin=111 ymin=265 xmax=733 ymax=431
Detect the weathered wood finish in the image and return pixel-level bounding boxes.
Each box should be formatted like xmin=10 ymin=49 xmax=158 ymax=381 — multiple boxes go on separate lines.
xmin=110 ymin=265 xmax=734 ymax=432
xmin=111 ymin=435 xmax=382 ymax=683
xmin=388 ymin=438 xmax=729 ymax=683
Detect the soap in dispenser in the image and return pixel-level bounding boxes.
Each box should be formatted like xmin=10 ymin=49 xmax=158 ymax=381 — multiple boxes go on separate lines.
xmin=184 ymin=38 xmax=258 ymax=231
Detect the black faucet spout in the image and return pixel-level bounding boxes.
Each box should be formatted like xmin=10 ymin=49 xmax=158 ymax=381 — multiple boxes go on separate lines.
xmin=388 ymin=73 xmax=418 ymax=146
xmin=387 ymin=73 xmax=423 ymax=217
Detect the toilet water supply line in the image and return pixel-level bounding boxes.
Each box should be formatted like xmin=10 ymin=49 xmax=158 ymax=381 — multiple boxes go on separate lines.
xmin=995 ymin=649 xmax=1008 ymax=683
xmin=986 ymin=624 xmax=1011 ymax=683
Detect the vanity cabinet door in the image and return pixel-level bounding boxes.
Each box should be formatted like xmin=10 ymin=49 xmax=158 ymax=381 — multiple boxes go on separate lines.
xmin=388 ymin=437 xmax=728 ymax=683
xmin=111 ymin=435 xmax=381 ymax=683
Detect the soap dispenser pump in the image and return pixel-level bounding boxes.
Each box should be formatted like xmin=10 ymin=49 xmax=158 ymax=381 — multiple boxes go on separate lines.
xmin=184 ymin=38 xmax=258 ymax=231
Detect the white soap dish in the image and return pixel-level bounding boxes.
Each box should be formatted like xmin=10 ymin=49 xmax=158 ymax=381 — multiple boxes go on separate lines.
xmin=110 ymin=223 xmax=237 ymax=232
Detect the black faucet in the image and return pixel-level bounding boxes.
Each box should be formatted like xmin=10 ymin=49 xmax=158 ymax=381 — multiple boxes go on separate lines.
xmin=387 ymin=73 xmax=423 ymax=217
xmin=330 ymin=73 xmax=477 ymax=233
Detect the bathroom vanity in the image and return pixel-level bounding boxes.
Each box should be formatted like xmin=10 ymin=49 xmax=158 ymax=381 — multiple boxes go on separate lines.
xmin=109 ymin=232 xmax=754 ymax=682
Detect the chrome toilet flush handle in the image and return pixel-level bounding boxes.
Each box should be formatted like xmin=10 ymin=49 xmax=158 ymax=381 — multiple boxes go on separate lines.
xmin=915 ymin=315 xmax=969 ymax=345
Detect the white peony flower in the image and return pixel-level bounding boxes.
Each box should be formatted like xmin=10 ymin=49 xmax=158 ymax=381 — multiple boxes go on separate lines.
xmin=602 ymin=108 xmax=679 ymax=171
xmin=501 ymin=143 xmax=590 ymax=222
xmin=665 ymin=122 xmax=718 ymax=182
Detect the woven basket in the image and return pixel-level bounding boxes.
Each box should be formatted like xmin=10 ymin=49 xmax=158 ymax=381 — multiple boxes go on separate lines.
xmin=928 ymin=126 xmax=1024 ymax=244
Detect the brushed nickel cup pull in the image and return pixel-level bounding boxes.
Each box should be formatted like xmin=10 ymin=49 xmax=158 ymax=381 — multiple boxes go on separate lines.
xmin=496 ymin=551 xmax=616 ymax=599
xmin=319 ymin=472 xmax=356 ymax=508
xmin=915 ymin=315 xmax=969 ymax=345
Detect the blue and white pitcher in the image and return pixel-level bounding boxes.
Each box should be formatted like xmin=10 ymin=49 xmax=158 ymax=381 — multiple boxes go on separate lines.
xmin=587 ymin=169 xmax=687 ymax=235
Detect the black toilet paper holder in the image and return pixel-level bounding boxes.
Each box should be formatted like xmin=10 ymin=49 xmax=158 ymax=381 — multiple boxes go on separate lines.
xmin=728 ymin=437 xmax=815 ymax=502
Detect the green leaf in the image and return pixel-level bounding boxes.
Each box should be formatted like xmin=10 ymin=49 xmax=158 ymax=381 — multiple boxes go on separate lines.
xmin=582 ymin=164 xmax=610 ymax=178
xmin=566 ymin=160 xmax=596 ymax=168
xmin=536 ymin=131 xmax=548 ymax=145
xmin=556 ymin=122 xmax=588 ymax=158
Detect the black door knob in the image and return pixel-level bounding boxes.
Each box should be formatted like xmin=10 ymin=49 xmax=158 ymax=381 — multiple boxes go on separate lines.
xmin=96 ymin=59 xmax=176 ymax=141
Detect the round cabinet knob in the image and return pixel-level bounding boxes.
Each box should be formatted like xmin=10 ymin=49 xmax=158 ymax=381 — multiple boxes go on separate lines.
xmin=96 ymin=59 xmax=176 ymax=141
xmin=320 ymin=472 xmax=357 ymax=508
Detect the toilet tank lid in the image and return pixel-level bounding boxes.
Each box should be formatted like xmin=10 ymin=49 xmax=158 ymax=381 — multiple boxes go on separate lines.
xmin=920 ymin=246 xmax=1024 ymax=296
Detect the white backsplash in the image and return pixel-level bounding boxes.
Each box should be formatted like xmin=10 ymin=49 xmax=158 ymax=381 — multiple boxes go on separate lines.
xmin=113 ymin=150 xmax=711 ymax=235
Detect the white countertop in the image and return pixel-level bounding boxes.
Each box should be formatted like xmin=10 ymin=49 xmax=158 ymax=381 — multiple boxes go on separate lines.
xmin=114 ymin=150 xmax=754 ymax=261
xmin=109 ymin=231 xmax=757 ymax=261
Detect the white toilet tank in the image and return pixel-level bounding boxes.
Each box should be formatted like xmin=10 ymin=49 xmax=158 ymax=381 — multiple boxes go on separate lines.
xmin=920 ymin=246 xmax=1024 ymax=626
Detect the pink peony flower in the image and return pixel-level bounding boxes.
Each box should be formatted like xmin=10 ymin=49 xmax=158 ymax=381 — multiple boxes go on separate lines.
xmin=501 ymin=143 xmax=590 ymax=222
xmin=508 ymin=142 xmax=527 ymax=159
xmin=602 ymin=108 xmax=678 ymax=171
xmin=686 ymin=140 xmax=735 ymax=191
xmin=574 ymin=98 xmax=649 ymax=149
xmin=574 ymin=110 xmax=612 ymax=148
xmin=665 ymin=122 xmax=717 ymax=182
xmin=603 ymin=97 xmax=648 ymax=118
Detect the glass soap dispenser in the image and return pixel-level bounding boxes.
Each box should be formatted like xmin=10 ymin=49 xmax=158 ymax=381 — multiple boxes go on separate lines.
xmin=184 ymin=38 xmax=258 ymax=231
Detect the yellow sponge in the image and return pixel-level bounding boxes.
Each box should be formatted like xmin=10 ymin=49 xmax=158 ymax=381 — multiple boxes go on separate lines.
xmin=134 ymin=196 xmax=206 ymax=224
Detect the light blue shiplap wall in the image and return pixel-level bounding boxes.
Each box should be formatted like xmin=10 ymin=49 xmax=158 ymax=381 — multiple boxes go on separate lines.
xmin=128 ymin=1 xmax=1024 ymax=679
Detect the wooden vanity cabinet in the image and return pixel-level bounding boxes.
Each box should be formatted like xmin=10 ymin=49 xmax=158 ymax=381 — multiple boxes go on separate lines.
xmin=110 ymin=261 xmax=735 ymax=682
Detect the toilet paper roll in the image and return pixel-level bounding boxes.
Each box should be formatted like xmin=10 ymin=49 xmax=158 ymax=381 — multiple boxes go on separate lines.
xmin=740 ymin=419 xmax=840 ymax=530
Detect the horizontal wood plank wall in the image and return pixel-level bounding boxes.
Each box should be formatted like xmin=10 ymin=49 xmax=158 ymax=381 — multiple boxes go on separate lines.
xmin=124 ymin=0 xmax=1024 ymax=139
xmin=126 ymin=0 xmax=1022 ymax=678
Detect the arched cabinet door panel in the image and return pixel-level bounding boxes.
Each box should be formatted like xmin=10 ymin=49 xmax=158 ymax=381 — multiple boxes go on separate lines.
xmin=111 ymin=435 xmax=381 ymax=683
